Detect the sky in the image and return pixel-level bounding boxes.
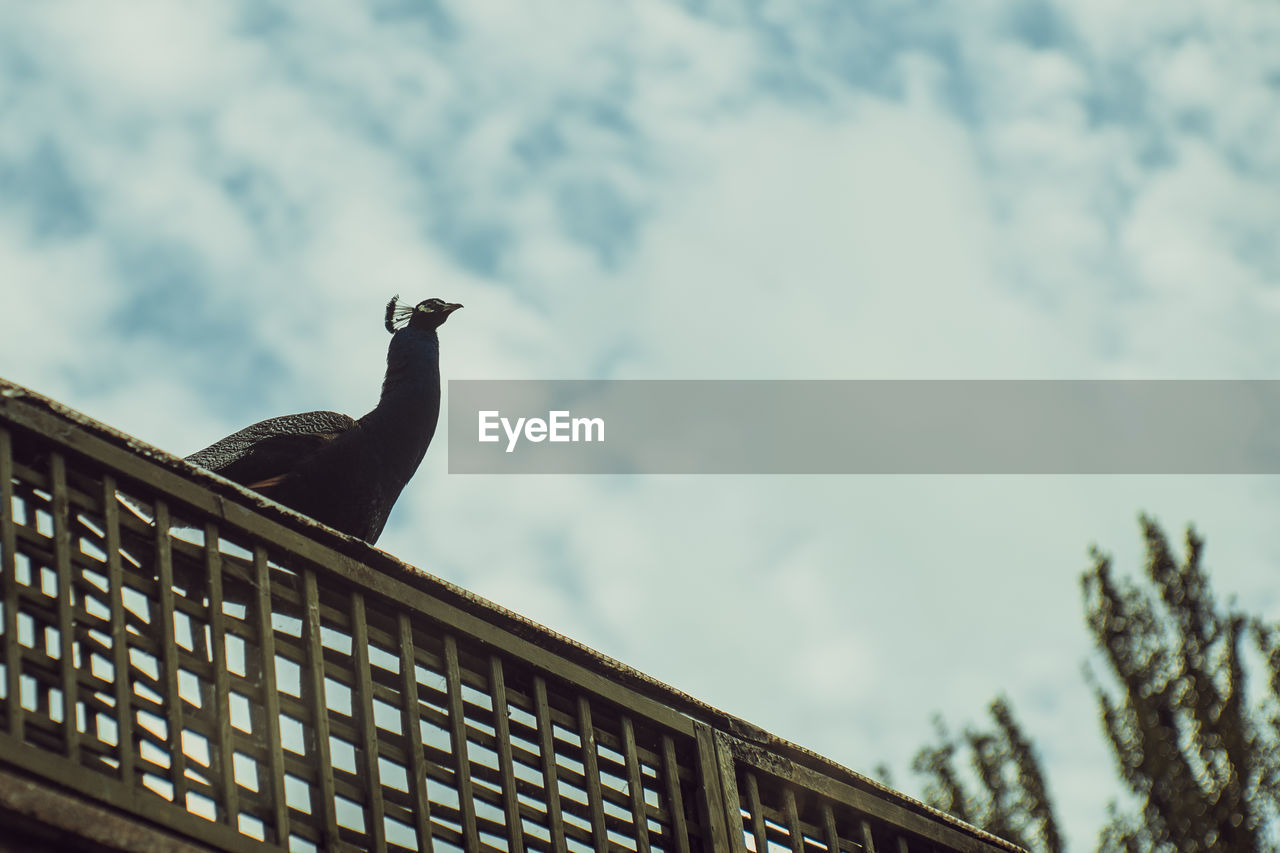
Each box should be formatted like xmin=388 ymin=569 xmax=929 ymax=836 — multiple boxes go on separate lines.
xmin=3 ymin=1 xmax=1280 ymax=848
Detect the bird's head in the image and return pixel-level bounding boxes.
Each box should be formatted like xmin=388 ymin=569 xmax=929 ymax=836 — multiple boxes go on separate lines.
xmin=385 ymin=296 xmax=463 ymax=333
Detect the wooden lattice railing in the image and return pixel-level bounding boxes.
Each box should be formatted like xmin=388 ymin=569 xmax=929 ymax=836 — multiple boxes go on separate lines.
xmin=0 ymin=378 xmax=1023 ymax=853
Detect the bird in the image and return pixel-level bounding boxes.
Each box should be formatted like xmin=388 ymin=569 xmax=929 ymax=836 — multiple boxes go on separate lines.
xmin=186 ymin=296 xmax=461 ymax=543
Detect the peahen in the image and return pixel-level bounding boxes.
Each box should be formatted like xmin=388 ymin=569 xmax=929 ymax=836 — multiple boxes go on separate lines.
xmin=186 ymin=296 xmax=461 ymax=543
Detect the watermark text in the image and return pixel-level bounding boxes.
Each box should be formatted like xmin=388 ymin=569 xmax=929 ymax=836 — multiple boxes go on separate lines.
xmin=478 ymin=410 xmax=605 ymax=453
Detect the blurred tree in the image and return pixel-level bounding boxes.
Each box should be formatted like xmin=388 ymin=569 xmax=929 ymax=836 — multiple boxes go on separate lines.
xmin=908 ymin=516 xmax=1280 ymax=852
xmin=911 ymin=698 xmax=1063 ymax=852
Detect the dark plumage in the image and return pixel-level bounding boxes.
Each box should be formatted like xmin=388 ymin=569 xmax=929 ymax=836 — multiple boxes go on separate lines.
xmin=187 ymin=296 xmax=461 ymax=543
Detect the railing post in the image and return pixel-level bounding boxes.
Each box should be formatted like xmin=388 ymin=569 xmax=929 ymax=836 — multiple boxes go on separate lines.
xmin=1 ymin=428 xmax=24 ymax=743
xmin=694 ymin=723 xmax=748 ymax=853
xmin=253 ymin=546 xmax=289 ymax=845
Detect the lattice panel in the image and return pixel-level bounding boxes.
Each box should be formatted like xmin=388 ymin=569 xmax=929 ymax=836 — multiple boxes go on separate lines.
xmin=730 ymin=755 xmax=995 ymax=853
xmin=737 ymin=769 xmax=873 ymax=853
xmin=0 ymin=423 xmax=704 ymax=852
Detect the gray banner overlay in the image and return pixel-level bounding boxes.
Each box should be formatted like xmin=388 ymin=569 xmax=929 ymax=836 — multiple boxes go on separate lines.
xmin=446 ymin=380 xmax=1280 ymax=474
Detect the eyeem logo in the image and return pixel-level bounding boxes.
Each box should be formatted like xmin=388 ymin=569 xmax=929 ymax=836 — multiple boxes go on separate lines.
xmin=478 ymin=410 xmax=606 ymax=453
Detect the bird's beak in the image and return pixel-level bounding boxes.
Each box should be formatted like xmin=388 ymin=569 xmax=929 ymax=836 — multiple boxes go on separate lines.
xmin=443 ymin=302 xmax=463 ymax=313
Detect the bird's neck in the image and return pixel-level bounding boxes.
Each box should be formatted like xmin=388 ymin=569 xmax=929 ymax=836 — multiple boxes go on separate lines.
xmin=378 ymin=328 xmax=441 ymax=402
xmin=360 ymin=329 xmax=442 ymax=469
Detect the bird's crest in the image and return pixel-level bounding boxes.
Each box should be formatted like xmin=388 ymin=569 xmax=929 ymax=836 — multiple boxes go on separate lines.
xmin=385 ymin=295 xmax=415 ymax=333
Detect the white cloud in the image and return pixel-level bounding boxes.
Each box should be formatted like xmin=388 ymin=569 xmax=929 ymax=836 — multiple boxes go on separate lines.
xmin=0 ymin=213 xmax=116 ymax=394
xmin=624 ymin=94 xmax=1084 ymax=379
xmin=30 ymin=1 xmax=254 ymax=110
